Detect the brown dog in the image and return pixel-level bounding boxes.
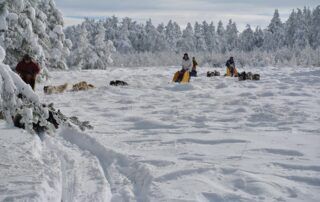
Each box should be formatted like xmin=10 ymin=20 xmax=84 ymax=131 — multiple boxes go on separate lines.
xmin=71 ymin=81 xmax=95 ymax=91
xmin=44 ymin=83 xmax=69 ymax=94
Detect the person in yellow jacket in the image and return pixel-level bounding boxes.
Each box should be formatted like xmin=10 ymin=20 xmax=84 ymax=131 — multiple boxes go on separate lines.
xmin=225 ymin=56 xmax=238 ymax=77
xmin=190 ymin=57 xmax=198 ymax=77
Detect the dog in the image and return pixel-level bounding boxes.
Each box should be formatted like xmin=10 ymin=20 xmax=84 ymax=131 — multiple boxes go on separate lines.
xmin=110 ymin=80 xmax=128 ymax=86
xmin=207 ymin=71 xmax=220 ymax=77
xmin=252 ymin=74 xmax=260 ymax=80
xmin=246 ymin=72 xmax=253 ymax=80
xmin=44 ymin=81 xmax=95 ymax=94
xmin=44 ymin=83 xmax=69 ymax=94
xmin=238 ymin=71 xmax=246 ymax=81
xmin=72 ymin=81 xmax=95 ymax=91
xmin=238 ymin=71 xmax=260 ymax=81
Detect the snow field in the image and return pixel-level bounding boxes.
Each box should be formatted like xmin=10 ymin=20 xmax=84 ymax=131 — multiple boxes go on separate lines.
xmin=37 ymin=66 xmax=320 ymax=201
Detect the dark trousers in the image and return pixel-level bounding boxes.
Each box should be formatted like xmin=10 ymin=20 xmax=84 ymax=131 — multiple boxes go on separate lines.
xmin=190 ymin=70 xmax=197 ymax=77
xmin=176 ymin=69 xmax=186 ymax=82
xmin=228 ymin=67 xmax=235 ymax=77
xmin=21 ymin=74 xmax=36 ymax=90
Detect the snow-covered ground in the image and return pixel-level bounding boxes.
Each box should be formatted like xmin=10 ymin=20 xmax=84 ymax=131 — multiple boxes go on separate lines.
xmin=1 ymin=66 xmax=320 ymax=201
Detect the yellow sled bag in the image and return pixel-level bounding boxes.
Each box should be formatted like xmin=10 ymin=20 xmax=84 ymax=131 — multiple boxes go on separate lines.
xmin=181 ymin=71 xmax=190 ymax=83
xmin=172 ymin=71 xmax=190 ymax=83
xmin=172 ymin=71 xmax=180 ymax=82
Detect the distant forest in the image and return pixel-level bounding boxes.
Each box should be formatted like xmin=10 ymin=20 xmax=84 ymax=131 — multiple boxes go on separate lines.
xmin=65 ymin=6 xmax=320 ymax=68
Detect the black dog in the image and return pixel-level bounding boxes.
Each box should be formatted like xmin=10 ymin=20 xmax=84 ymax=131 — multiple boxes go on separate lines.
xmin=252 ymin=74 xmax=260 ymax=80
xmin=207 ymin=71 xmax=220 ymax=77
xmin=110 ymin=80 xmax=129 ymax=86
xmin=238 ymin=72 xmax=260 ymax=81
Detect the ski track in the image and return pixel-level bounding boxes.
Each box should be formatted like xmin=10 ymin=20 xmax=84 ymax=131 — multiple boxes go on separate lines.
xmin=10 ymin=66 xmax=318 ymax=201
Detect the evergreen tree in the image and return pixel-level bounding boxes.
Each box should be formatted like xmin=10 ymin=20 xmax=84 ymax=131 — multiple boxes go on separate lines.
xmin=303 ymin=7 xmax=312 ymax=45
xmin=0 ymin=0 xmax=70 ymax=72
xmin=165 ymin=20 xmax=181 ymax=52
xmin=208 ymin=22 xmax=218 ymax=52
xmin=294 ymin=9 xmax=309 ymax=49
xmin=194 ymin=22 xmax=207 ymax=51
xmin=165 ymin=20 xmax=176 ymax=51
xmin=115 ymin=17 xmax=133 ymax=53
xmin=240 ymin=24 xmax=255 ymax=52
xmin=225 ymin=19 xmax=238 ymax=51
xmin=310 ymin=6 xmax=320 ymax=49
xmin=143 ymin=19 xmax=160 ymax=52
xmin=266 ymin=9 xmax=285 ymax=50
xmin=156 ymin=23 xmax=169 ymax=52
xmin=177 ymin=23 xmax=195 ymax=52
xmin=129 ymin=23 xmax=145 ymax=52
xmin=217 ymin=21 xmax=226 ymax=53
xmin=253 ymin=26 xmax=264 ymax=49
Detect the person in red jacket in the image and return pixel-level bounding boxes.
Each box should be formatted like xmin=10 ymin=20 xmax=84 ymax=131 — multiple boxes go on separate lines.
xmin=16 ymin=54 xmax=40 ymax=90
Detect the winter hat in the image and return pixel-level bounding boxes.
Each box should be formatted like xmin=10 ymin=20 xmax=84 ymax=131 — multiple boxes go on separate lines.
xmin=23 ymin=54 xmax=32 ymax=61
xmin=0 ymin=46 xmax=5 ymax=62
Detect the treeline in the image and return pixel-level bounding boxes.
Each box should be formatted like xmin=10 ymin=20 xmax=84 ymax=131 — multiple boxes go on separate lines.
xmin=65 ymin=6 xmax=320 ymax=68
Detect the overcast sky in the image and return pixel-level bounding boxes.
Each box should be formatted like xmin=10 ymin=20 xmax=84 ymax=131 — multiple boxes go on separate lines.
xmin=55 ymin=0 xmax=319 ymax=30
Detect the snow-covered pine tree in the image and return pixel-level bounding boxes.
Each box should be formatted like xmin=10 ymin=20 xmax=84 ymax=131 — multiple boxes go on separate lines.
xmin=68 ymin=23 xmax=90 ymax=69
xmin=143 ymin=19 xmax=161 ymax=52
xmin=203 ymin=21 xmax=218 ymax=52
xmin=239 ymin=25 xmax=255 ymax=52
xmin=177 ymin=23 xmax=195 ymax=52
xmin=0 ymin=45 xmax=55 ymax=134
xmin=92 ymin=21 xmax=116 ymax=68
xmin=129 ymin=23 xmax=145 ymax=52
xmin=225 ymin=19 xmax=238 ymax=52
xmin=38 ymin=0 xmax=71 ymax=70
xmin=0 ymin=0 xmax=70 ymax=73
xmin=217 ymin=21 xmax=227 ymax=53
xmin=253 ymin=26 xmax=264 ymax=50
xmin=156 ymin=23 xmax=169 ymax=52
xmin=165 ymin=20 xmax=182 ymax=52
xmin=285 ymin=9 xmax=309 ymax=49
xmin=265 ymin=9 xmax=285 ymax=50
xmin=310 ymin=6 xmax=320 ymax=49
xmin=165 ymin=20 xmax=176 ymax=52
xmin=103 ymin=16 xmax=119 ymax=42
xmin=194 ymin=22 xmax=207 ymax=52
xmin=115 ymin=17 xmax=133 ymax=53
xmin=67 ymin=20 xmax=116 ymax=69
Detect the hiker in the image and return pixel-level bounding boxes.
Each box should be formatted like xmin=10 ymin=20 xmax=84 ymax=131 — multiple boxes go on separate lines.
xmin=176 ymin=53 xmax=192 ymax=82
xmin=225 ymin=56 xmax=237 ymax=77
xmin=16 ymin=54 xmax=40 ymax=90
xmin=190 ymin=57 xmax=198 ymax=77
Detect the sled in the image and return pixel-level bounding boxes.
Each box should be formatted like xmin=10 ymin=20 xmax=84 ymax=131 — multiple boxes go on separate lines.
xmin=172 ymin=71 xmax=190 ymax=83
xmin=180 ymin=71 xmax=190 ymax=83
xmin=226 ymin=67 xmax=238 ymax=77
xmin=172 ymin=71 xmax=180 ymax=82
xmin=234 ymin=68 xmax=238 ymax=77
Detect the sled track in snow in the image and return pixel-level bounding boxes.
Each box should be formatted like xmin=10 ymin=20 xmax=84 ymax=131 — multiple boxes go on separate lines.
xmin=59 ymin=127 xmax=154 ymax=201
xmin=43 ymin=134 xmax=111 ymax=202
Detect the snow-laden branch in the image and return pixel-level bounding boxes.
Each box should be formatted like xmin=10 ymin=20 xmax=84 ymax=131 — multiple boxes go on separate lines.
xmin=0 ymin=45 xmax=52 ymax=134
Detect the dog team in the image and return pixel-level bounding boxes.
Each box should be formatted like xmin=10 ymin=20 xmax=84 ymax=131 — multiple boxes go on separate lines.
xmin=15 ymin=53 xmax=260 ymax=94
